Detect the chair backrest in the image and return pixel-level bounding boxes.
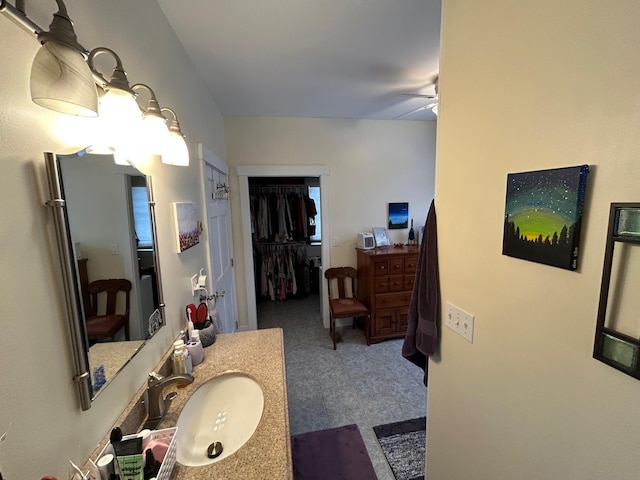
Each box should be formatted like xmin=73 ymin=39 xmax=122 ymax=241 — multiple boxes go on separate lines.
xmin=324 ymin=267 xmax=358 ymax=300
xmin=87 ymin=278 xmax=132 ymax=317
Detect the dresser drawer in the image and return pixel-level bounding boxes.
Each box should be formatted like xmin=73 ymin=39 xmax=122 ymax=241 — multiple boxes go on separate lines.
xmin=389 ymin=275 xmax=403 ymax=292
xmin=389 ymin=258 xmax=404 ymax=274
xmin=373 ymin=260 xmax=389 ymax=276
xmin=374 ymin=277 xmax=389 ymax=293
xmin=375 ymin=292 xmax=412 ymax=308
xmin=403 ymin=274 xmax=415 ymax=291
xmin=404 ymin=255 xmax=418 ymax=274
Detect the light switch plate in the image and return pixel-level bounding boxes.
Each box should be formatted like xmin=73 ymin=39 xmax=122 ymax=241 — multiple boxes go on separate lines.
xmin=445 ymin=301 xmax=475 ymax=343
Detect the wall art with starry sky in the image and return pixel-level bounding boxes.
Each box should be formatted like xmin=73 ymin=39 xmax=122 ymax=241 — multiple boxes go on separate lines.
xmin=502 ymin=165 xmax=590 ymax=271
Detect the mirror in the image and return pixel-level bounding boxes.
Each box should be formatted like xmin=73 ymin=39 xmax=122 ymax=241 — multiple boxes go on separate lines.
xmin=45 ymin=151 xmax=165 ymax=409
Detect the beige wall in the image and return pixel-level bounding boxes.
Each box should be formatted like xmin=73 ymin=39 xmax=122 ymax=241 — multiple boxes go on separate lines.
xmin=224 ymin=116 xmax=436 ymax=326
xmin=430 ymin=1 xmax=640 ymax=478
xmin=0 ymin=1 xmax=221 ymax=478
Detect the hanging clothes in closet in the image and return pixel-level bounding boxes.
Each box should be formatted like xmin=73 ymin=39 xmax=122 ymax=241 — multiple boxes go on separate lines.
xmin=253 ymin=243 xmax=310 ymax=301
xmin=249 ymin=185 xmax=317 ymax=244
xmin=249 ymin=184 xmax=315 ymax=302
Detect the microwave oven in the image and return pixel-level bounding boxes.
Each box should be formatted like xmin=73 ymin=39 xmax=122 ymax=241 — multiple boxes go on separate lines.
xmin=357 ymin=232 xmax=375 ymax=250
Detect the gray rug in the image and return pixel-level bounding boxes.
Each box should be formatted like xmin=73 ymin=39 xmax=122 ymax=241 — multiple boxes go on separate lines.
xmin=373 ymin=417 xmax=426 ymax=480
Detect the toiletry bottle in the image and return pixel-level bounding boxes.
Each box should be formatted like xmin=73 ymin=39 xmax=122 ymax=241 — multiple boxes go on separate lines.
xmin=173 ymin=339 xmax=192 ymax=374
xmin=187 ymin=330 xmax=204 ymax=366
xmin=183 ymin=341 xmax=193 ymax=374
xmin=143 ymin=449 xmax=161 ymax=480
xmin=172 ymin=341 xmax=186 ymax=374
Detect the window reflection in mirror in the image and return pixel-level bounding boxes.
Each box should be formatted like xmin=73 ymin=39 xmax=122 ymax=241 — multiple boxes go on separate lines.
xmin=57 ymin=152 xmax=164 ymax=398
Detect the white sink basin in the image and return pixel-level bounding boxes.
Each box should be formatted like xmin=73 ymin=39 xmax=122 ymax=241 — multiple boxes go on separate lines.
xmin=175 ymin=372 xmax=264 ymax=466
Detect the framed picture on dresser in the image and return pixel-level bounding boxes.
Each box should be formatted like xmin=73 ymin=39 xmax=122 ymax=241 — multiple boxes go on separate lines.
xmin=372 ymin=227 xmax=390 ymax=247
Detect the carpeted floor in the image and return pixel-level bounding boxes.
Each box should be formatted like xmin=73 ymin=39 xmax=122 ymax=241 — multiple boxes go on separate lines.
xmin=373 ymin=417 xmax=426 ymax=480
xmin=258 ymin=294 xmax=427 ymax=479
xmin=291 ymin=424 xmax=377 ymax=479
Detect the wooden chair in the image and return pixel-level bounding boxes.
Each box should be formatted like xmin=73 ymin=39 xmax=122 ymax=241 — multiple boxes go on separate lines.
xmin=86 ymin=278 xmax=132 ymax=342
xmin=324 ymin=267 xmax=370 ymax=350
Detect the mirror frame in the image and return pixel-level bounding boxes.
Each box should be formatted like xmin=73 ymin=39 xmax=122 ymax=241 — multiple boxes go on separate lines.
xmin=44 ymin=152 xmax=166 ymax=410
xmin=593 ymin=202 xmax=640 ymax=379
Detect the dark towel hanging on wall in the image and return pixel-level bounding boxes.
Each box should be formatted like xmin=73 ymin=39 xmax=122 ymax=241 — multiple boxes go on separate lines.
xmin=402 ymin=199 xmax=439 ymax=386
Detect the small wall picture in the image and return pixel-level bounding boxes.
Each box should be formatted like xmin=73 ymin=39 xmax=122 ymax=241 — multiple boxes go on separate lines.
xmin=502 ymin=164 xmax=590 ymax=270
xmin=372 ymin=227 xmax=390 ymax=247
xmin=173 ymin=202 xmax=199 ymax=252
xmin=388 ymin=202 xmax=409 ymax=229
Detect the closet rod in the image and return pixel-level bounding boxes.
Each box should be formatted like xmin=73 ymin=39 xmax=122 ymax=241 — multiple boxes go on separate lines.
xmin=249 ymin=184 xmax=306 ymax=192
xmin=255 ymin=241 xmax=308 ymax=246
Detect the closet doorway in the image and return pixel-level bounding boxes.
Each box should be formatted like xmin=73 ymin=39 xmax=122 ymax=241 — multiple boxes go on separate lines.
xmin=237 ymin=166 xmax=330 ymax=331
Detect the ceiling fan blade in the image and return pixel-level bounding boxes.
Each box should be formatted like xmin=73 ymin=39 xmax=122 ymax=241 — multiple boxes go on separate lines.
xmin=402 ymin=93 xmax=437 ymax=99
xmin=394 ymin=102 xmax=437 ymax=120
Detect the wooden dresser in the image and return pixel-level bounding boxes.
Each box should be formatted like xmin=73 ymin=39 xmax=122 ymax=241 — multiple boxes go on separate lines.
xmin=356 ymin=245 xmax=419 ymax=343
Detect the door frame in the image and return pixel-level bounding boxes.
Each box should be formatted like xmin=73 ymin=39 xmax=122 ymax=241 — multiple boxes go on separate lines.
xmin=237 ymin=165 xmax=331 ymax=331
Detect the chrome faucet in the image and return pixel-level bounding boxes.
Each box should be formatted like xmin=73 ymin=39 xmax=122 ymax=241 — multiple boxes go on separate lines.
xmin=144 ymin=371 xmax=194 ymax=429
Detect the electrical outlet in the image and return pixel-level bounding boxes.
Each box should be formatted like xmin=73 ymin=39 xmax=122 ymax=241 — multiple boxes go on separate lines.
xmin=110 ymin=244 xmax=119 ymax=255
xmin=445 ymin=301 xmax=475 ymax=343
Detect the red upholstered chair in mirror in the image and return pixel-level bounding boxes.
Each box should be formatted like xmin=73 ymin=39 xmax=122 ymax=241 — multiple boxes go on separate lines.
xmin=324 ymin=267 xmax=370 ymax=350
xmin=86 ymin=278 xmax=131 ymax=342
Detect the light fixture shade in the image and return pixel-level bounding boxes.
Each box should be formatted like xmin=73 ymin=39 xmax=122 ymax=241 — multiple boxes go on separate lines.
xmin=99 ymin=88 xmax=144 ymax=156
xmin=141 ymin=114 xmax=170 ymax=155
xmin=131 ymin=84 xmax=170 ymax=156
xmin=164 ymin=130 xmax=189 ymax=166
xmin=30 ymin=41 xmax=98 ymax=117
xmin=161 ymin=107 xmax=189 ymax=166
xmin=431 ymin=104 xmax=438 ymax=116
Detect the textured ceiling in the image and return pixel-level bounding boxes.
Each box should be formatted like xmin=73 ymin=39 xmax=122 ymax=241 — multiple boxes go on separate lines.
xmin=157 ymin=0 xmax=441 ymax=121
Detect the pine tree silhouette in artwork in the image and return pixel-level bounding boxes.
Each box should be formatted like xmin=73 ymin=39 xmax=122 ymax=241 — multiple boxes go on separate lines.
xmin=503 ymin=217 xmax=580 ymax=269
xmin=559 ymin=225 xmax=568 ymax=245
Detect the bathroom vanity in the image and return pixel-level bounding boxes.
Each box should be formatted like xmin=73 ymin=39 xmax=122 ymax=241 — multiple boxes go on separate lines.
xmin=85 ymin=328 xmax=292 ymax=479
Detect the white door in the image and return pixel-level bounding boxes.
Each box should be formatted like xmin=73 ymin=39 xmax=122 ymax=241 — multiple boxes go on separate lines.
xmin=199 ymin=144 xmax=238 ymax=333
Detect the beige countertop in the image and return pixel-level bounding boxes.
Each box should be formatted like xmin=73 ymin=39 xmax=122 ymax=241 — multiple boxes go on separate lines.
xmin=86 ymin=328 xmax=292 ymax=480
xmin=88 ymin=340 xmax=145 ymax=392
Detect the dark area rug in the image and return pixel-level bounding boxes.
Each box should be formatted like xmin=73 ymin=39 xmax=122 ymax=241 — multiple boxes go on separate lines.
xmin=373 ymin=417 xmax=426 ymax=480
xmin=291 ymin=424 xmax=377 ymax=479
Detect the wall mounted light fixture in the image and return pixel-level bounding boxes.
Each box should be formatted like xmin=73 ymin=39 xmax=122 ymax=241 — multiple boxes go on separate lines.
xmin=1 ymin=0 xmax=190 ymax=166
xmin=2 ymin=0 xmax=99 ymax=116
xmin=132 ymin=83 xmax=170 ymax=157
xmin=88 ymin=47 xmax=143 ymax=164
xmin=161 ymin=107 xmax=189 ymax=167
